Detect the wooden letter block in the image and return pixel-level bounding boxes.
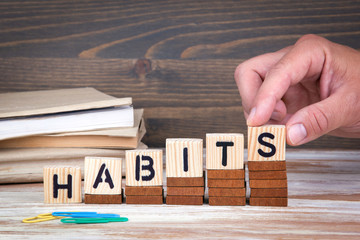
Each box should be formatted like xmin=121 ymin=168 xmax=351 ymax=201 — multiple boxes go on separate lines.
xmin=250 ymin=188 xmax=288 ymax=198
xmin=249 ymin=179 xmax=288 ymax=189
xmin=43 ymin=167 xmax=81 ymax=204
xmin=167 ymin=187 xmax=204 ymax=196
xmin=209 ymin=197 xmax=246 ymax=206
xmin=206 ymin=133 xmax=244 ymax=170
xmin=167 ymin=177 xmax=204 ymax=187
xmin=248 ymin=125 xmax=286 ymax=161
xmin=208 ymin=188 xmax=246 ymax=197
xmin=84 ymin=156 xmax=122 ymax=195
xmin=207 ymin=169 xmax=245 ymax=179
xmin=207 ymin=179 xmax=245 ymax=188
xmin=249 ymin=170 xmax=287 ymax=180
xmin=249 ymin=197 xmax=288 ymax=207
xmin=126 ymin=149 xmax=163 ymax=186
xmin=248 ymin=161 xmax=286 ymax=171
xmin=166 ymin=138 xmax=203 ymax=177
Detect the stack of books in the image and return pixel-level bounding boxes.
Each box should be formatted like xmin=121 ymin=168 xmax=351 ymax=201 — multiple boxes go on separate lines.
xmin=0 ymin=88 xmax=147 ymax=184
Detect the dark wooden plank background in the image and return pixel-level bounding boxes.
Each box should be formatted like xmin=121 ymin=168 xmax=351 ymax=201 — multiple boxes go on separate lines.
xmin=0 ymin=0 xmax=359 ymax=149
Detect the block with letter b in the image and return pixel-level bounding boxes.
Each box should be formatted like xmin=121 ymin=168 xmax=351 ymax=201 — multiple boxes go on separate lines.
xmin=43 ymin=167 xmax=81 ymax=204
xmin=125 ymin=149 xmax=163 ymax=204
xmin=248 ymin=125 xmax=286 ymax=161
xmin=84 ymin=156 xmax=123 ymax=204
xmin=206 ymin=133 xmax=244 ymax=170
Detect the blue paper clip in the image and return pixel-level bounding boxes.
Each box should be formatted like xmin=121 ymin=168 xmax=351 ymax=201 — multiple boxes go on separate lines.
xmin=61 ymin=217 xmax=129 ymax=224
xmin=52 ymin=212 xmax=120 ymax=218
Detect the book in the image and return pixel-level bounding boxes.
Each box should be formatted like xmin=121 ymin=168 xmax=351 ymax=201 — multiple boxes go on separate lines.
xmin=0 ymin=143 xmax=148 ymax=184
xmin=0 ymin=109 xmax=145 ymax=149
xmin=0 ymin=88 xmax=134 ymax=140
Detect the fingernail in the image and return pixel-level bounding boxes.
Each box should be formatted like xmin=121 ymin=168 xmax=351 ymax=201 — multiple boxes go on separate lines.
xmin=247 ymin=107 xmax=256 ymax=125
xmin=288 ymin=124 xmax=307 ymax=145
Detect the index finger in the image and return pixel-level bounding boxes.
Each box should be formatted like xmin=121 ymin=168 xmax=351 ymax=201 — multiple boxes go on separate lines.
xmin=247 ymin=35 xmax=327 ymax=126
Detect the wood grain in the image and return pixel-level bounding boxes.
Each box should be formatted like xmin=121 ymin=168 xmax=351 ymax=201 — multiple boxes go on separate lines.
xmin=249 ymin=197 xmax=288 ymax=207
xmin=166 ymin=177 xmax=205 ymax=187
xmin=167 ymin=187 xmax=204 ymax=196
xmin=249 ymin=180 xmax=288 ymax=189
xmin=84 ymin=194 xmax=122 ymax=204
xmin=207 ymin=169 xmax=245 ymax=179
xmin=207 ymin=179 xmax=245 ymax=188
xmin=166 ymin=195 xmax=203 ymax=205
xmin=125 ymin=149 xmax=163 ymax=186
xmin=208 ymin=188 xmax=246 ymax=197
xmin=209 ymin=197 xmax=246 ymax=206
xmin=125 ymin=186 xmax=163 ymax=196
xmin=0 ymin=0 xmax=360 ymax=149
xmin=1 ymin=150 xmax=360 ymax=239
xmin=43 ymin=166 xmax=81 ymax=204
xmin=248 ymin=170 xmax=287 ymax=180
xmin=126 ymin=195 xmax=164 ymax=205
xmin=248 ymin=125 xmax=286 ymax=161
xmin=166 ymin=138 xmax=203 ymax=177
xmin=247 ymin=161 xmax=287 ymax=171
xmin=84 ymin=156 xmax=123 ymax=195
xmin=250 ymin=188 xmax=288 ymax=198
xmin=206 ymin=133 xmax=244 ymax=170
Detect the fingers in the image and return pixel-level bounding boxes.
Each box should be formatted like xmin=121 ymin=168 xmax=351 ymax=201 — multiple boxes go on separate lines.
xmin=286 ymin=91 xmax=346 ymax=145
xmin=234 ymin=47 xmax=290 ymax=116
xmin=246 ymin=34 xmax=327 ymax=126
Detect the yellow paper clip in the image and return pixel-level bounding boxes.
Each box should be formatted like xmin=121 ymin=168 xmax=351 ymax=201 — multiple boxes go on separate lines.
xmin=22 ymin=213 xmax=64 ymax=223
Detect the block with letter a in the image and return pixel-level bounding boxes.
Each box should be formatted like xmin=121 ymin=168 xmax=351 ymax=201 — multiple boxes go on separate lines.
xmin=206 ymin=133 xmax=245 ymax=206
xmin=125 ymin=149 xmax=163 ymax=204
xmin=247 ymin=125 xmax=288 ymax=207
xmin=43 ymin=167 xmax=81 ymax=204
xmin=84 ymin=156 xmax=123 ymax=204
xmin=166 ymin=138 xmax=204 ymax=205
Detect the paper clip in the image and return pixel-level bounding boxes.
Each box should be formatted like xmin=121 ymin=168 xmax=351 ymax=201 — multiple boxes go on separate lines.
xmin=52 ymin=211 xmax=120 ymax=218
xmin=61 ymin=217 xmax=129 ymax=224
xmin=22 ymin=213 xmax=64 ymax=223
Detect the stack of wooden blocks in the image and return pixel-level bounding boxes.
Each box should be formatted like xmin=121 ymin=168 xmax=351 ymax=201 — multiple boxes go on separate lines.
xmin=125 ymin=150 xmax=164 ymax=204
xmin=43 ymin=125 xmax=289 ymax=207
xmin=206 ymin=134 xmax=246 ymax=206
xmin=248 ymin=126 xmax=288 ymax=206
xmin=165 ymin=139 xmax=205 ymax=205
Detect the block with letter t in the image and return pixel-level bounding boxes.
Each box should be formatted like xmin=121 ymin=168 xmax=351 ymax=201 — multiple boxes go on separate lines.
xmin=84 ymin=156 xmax=123 ymax=204
xmin=206 ymin=133 xmax=245 ymax=206
xmin=166 ymin=138 xmax=204 ymax=205
xmin=125 ymin=149 xmax=163 ymax=204
xmin=247 ymin=125 xmax=288 ymax=207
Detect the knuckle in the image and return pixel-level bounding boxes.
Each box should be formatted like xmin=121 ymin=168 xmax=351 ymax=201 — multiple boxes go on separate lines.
xmin=234 ymin=62 xmax=248 ymax=83
xmin=306 ymin=105 xmax=331 ymax=135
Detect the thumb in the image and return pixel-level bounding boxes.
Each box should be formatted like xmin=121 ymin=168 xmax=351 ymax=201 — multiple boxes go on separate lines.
xmin=286 ymin=93 xmax=345 ymax=146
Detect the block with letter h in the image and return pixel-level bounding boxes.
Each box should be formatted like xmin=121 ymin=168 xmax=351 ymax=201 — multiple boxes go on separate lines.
xmin=125 ymin=149 xmax=164 ymax=204
xmin=248 ymin=125 xmax=288 ymax=207
xmin=166 ymin=138 xmax=204 ymax=205
xmin=43 ymin=167 xmax=82 ymax=204
xmin=206 ymin=133 xmax=245 ymax=206
xmin=84 ymin=157 xmax=123 ymax=204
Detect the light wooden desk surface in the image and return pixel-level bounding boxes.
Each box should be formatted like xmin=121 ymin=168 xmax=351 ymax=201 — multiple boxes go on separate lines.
xmin=1 ymin=149 xmax=360 ymax=239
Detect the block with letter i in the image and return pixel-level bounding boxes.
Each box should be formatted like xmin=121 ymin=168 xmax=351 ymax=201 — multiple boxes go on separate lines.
xmin=248 ymin=125 xmax=288 ymax=207
xmin=125 ymin=149 xmax=163 ymax=204
xmin=84 ymin=157 xmax=123 ymax=204
xmin=206 ymin=133 xmax=246 ymax=206
xmin=166 ymin=139 xmax=204 ymax=205
xmin=43 ymin=167 xmax=81 ymax=204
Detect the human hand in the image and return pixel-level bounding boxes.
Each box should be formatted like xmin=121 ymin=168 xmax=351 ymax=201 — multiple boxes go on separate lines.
xmin=234 ymin=34 xmax=360 ymax=146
